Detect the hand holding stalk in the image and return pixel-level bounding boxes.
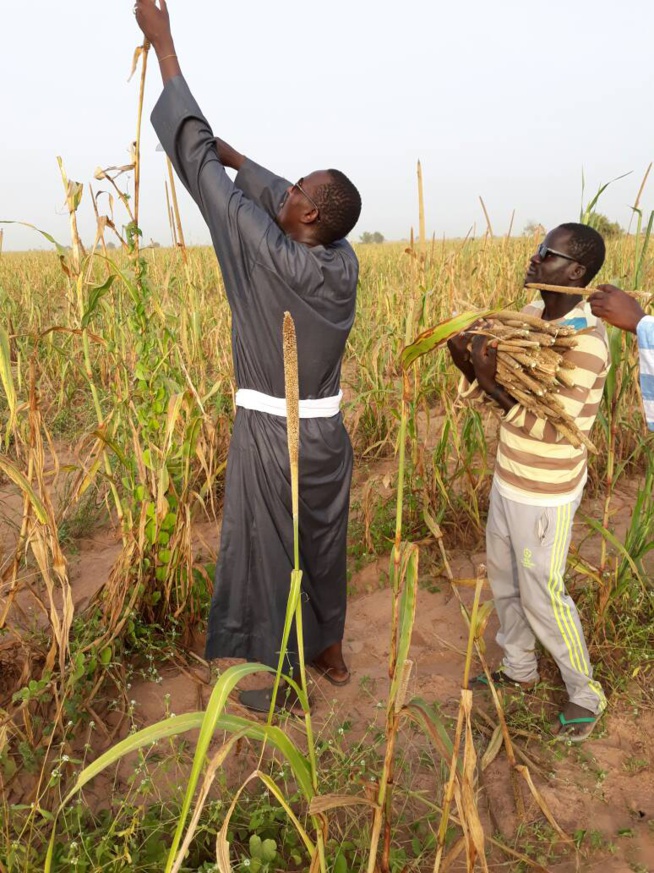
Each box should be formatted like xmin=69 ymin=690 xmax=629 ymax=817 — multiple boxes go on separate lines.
xmin=588 ymin=284 xmax=647 ymax=334
xmin=134 ymin=0 xmax=181 ymax=81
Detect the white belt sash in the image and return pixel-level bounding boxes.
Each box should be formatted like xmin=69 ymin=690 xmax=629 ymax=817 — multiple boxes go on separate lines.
xmin=235 ymin=388 xmax=343 ymax=419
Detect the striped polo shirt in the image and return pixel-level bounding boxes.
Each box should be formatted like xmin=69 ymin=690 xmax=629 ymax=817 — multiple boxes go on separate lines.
xmin=636 ymin=315 xmax=654 ymax=431
xmin=461 ymin=300 xmax=609 ymax=506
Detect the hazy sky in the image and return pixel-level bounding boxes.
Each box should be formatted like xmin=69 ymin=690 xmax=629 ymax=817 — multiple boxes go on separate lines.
xmin=2 ymin=0 xmax=654 ymax=251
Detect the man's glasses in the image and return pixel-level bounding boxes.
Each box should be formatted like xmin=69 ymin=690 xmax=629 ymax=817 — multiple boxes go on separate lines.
xmin=293 ymin=178 xmax=320 ymax=220
xmin=536 ymin=243 xmax=577 ymax=263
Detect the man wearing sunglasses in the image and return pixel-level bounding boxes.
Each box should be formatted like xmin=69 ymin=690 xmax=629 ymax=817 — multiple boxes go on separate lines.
xmin=588 ymin=284 xmax=654 ymax=431
xmin=448 ymin=223 xmax=609 ymax=741
xmin=135 ymin=1 xmax=362 ymax=713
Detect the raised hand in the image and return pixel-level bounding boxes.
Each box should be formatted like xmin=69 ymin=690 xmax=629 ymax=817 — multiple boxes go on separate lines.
xmin=134 ymin=0 xmax=174 ymax=55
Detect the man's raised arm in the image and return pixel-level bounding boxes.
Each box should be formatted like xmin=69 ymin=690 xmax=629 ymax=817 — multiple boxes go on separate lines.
xmin=135 ymin=0 xmax=181 ymax=83
xmin=213 ymin=137 xmax=290 ymax=222
xmin=134 ymin=3 xmax=289 ymax=225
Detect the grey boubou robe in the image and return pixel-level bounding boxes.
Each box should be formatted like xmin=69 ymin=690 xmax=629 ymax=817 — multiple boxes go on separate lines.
xmin=152 ymin=76 xmax=358 ymax=671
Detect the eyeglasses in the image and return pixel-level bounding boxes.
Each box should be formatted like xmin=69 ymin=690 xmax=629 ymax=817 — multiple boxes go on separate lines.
xmin=293 ymin=178 xmax=320 ymax=220
xmin=536 ymin=243 xmax=577 ymax=263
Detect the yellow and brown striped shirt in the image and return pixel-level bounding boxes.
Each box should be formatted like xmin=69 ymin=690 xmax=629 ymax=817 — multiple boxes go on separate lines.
xmin=461 ymin=300 xmax=609 ymax=505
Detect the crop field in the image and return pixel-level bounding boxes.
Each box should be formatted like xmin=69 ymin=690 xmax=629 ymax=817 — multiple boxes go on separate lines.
xmin=1 ymin=211 xmax=653 ymax=873
xmin=1 ymin=48 xmax=654 ymax=865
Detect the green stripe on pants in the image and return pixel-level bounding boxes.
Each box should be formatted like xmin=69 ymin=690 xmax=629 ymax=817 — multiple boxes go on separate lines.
xmin=486 ymin=483 xmax=606 ymax=714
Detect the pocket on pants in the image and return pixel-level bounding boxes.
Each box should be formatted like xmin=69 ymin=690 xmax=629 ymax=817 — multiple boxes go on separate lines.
xmin=537 ymin=510 xmax=550 ymax=545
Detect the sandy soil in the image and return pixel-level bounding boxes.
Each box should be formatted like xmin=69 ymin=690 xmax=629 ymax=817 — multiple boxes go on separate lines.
xmin=121 ymin=537 xmax=653 ymax=872
xmin=1 ymin=458 xmax=653 ymax=871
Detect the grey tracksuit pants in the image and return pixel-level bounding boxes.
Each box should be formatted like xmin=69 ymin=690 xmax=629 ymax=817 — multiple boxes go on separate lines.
xmin=486 ymin=482 xmax=606 ymax=715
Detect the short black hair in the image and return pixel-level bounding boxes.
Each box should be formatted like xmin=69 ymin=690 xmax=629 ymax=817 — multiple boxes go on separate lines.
xmin=312 ymin=170 xmax=362 ymax=245
xmin=558 ymin=222 xmax=606 ymax=284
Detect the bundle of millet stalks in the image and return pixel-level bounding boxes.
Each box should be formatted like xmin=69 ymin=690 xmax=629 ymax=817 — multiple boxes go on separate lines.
xmin=472 ymin=310 xmax=597 ymax=453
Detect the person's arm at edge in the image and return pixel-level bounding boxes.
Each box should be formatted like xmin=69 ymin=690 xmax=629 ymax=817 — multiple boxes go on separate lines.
xmin=589 ymin=284 xmax=654 ymax=431
xmin=588 ymin=284 xmax=646 ymax=334
xmin=636 ymin=315 xmax=654 ymax=431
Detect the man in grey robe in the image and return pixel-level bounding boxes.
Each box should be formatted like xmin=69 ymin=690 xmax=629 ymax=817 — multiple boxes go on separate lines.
xmin=135 ymin=0 xmax=361 ymax=711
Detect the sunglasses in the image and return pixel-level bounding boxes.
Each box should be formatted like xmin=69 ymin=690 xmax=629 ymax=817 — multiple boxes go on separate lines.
xmin=536 ymin=243 xmax=577 ymax=263
xmin=293 ymin=178 xmax=320 ymax=220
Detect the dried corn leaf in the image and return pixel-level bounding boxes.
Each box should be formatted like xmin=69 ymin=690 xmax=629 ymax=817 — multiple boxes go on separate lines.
xmin=309 ymin=793 xmax=379 ymax=814
xmin=481 ymin=724 xmax=503 ymax=771
xmin=515 ymin=764 xmax=573 ymax=844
